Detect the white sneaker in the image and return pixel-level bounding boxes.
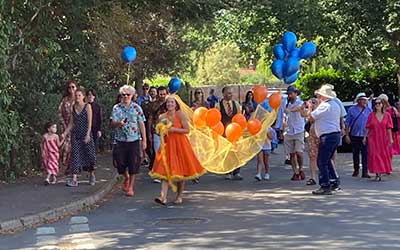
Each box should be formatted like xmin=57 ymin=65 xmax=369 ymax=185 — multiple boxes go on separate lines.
xmin=153 ymin=179 xmax=161 ymax=183
xmin=225 ymin=174 xmax=232 ymax=180
xmin=254 ymin=174 xmax=262 ymax=181
xmin=264 ymin=173 xmax=270 ymax=180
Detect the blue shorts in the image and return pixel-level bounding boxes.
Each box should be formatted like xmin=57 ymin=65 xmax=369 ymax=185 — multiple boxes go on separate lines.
xmin=262 ymin=149 xmax=272 ymax=155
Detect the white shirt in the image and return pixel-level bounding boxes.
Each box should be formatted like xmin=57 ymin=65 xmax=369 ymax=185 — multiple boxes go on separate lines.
xmin=285 ymin=99 xmax=305 ymax=135
xmin=311 ymin=99 xmax=340 ymax=137
xmin=333 ymin=97 xmax=347 ymax=118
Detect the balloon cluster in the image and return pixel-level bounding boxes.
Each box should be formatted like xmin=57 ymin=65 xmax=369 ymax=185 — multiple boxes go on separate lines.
xmin=252 ymin=85 xmax=282 ymax=110
xmin=271 ymin=32 xmax=317 ymax=84
xmin=121 ymin=46 xmax=137 ymax=63
xmin=193 ymin=106 xmax=263 ymax=143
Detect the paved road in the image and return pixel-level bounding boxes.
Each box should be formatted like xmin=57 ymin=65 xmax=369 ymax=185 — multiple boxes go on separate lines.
xmin=2 ymin=148 xmax=400 ymax=250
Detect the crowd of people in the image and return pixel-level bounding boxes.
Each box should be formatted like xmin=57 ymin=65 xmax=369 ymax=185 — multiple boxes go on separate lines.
xmin=40 ymin=80 xmax=400 ymax=204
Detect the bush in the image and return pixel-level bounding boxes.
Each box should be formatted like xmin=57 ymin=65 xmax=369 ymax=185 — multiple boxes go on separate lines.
xmin=296 ymin=65 xmax=398 ymax=101
xmin=240 ymin=73 xmax=267 ymax=85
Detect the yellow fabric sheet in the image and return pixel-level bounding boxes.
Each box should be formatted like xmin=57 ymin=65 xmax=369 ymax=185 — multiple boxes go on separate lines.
xmin=174 ymin=95 xmax=277 ymax=174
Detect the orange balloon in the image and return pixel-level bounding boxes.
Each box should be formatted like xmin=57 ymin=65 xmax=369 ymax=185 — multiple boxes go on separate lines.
xmin=268 ymin=92 xmax=282 ymax=110
xmin=193 ymin=116 xmax=206 ymax=127
xmin=253 ymin=85 xmax=267 ymax=104
xmin=232 ymin=114 xmax=247 ymax=129
xmin=193 ymin=107 xmax=208 ymax=121
xmin=212 ymin=121 xmax=224 ymax=135
xmin=206 ymin=108 xmax=222 ymax=127
xmin=247 ymin=118 xmax=262 ymax=135
xmin=225 ymin=122 xmax=243 ymax=143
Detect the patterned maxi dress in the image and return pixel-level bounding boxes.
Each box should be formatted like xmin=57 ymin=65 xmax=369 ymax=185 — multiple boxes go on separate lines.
xmin=70 ymin=104 xmax=96 ymax=174
xmin=41 ymin=136 xmax=59 ymax=176
xmin=58 ymin=97 xmax=74 ymax=168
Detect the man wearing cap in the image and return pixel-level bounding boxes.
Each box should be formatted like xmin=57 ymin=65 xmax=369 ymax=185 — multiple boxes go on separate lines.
xmin=284 ymin=85 xmax=306 ymax=181
xmin=345 ymin=93 xmax=372 ymax=178
xmin=308 ymin=84 xmax=341 ymax=195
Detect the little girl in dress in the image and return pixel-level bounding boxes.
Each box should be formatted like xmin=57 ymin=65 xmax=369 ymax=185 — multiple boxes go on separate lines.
xmin=41 ymin=122 xmax=62 ymax=185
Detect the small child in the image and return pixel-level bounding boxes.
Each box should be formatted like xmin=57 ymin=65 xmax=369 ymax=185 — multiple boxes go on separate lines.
xmin=41 ymin=122 xmax=61 ymax=185
xmin=255 ymin=127 xmax=274 ymax=181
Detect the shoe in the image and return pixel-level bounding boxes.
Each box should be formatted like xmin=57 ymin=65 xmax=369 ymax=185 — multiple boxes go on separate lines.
xmin=173 ymin=197 xmax=183 ymax=204
xmin=263 ymin=173 xmax=270 ymax=180
xmin=306 ymin=178 xmax=317 ymax=185
xmin=225 ymin=174 xmax=233 ymax=180
xmin=192 ymin=178 xmax=200 ymax=184
xmin=331 ymin=184 xmax=341 ymax=191
xmin=66 ymin=180 xmax=78 ymax=187
xmin=361 ymin=173 xmax=371 ymax=179
xmin=154 ymin=197 xmax=167 ymax=206
xmin=352 ymin=169 xmax=359 ymax=177
xmin=122 ymin=178 xmax=129 ymax=192
xmin=291 ymin=173 xmax=301 ymax=181
xmin=89 ymin=175 xmax=96 ymax=186
xmin=375 ymin=174 xmax=382 ymax=182
xmin=153 ymin=179 xmax=161 ymax=184
xmin=126 ymin=188 xmax=134 ymax=197
xmin=285 ymin=159 xmax=291 ymax=165
xmin=299 ymin=171 xmax=306 ymax=180
xmin=50 ymin=176 xmax=57 ymax=185
xmin=232 ymin=174 xmax=243 ymax=180
xmin=254 ymin=174 xmax=262 ymax=181
xmin=312 ymin=187 xmax=332 ymax=195
xmin=44 ymin=179 xmax=50 ymax=186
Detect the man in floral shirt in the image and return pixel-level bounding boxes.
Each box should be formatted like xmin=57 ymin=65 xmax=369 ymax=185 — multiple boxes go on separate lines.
xmin=110 ymin=85 xmax=146 ymax=197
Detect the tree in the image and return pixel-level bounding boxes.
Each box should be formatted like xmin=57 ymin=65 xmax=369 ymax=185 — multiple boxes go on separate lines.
xmin=195 ymin=41 xmax=241 ymax=86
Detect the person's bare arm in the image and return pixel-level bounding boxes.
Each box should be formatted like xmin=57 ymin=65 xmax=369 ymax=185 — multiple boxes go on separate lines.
xmin=85 ymin=104 xmax=92 ymax=144
xmin=139 ymin=120 xmax=147 ymax=150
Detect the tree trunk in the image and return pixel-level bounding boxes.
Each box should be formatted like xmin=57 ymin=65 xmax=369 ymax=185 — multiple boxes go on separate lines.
xmin=134 ymin=72 xmax=144 ymax=96
xmin=397 ymin=62 xmax=400 ymax=99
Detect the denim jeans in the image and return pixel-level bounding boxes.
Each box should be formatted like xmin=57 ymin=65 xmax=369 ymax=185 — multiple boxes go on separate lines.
xmin=317 ymin=132 xmax=341 ymax=189
xmin=350 ymin=136 xmax=368 ymax=174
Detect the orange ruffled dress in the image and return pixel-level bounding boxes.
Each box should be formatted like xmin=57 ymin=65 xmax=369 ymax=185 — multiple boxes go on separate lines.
xmin=150 ymin=112 xmax=206 ymax=181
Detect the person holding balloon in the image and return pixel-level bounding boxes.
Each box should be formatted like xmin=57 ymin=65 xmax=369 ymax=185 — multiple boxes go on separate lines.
xmin=284 ymin=86 xmax=307 ymax=181
xmin=215 ymin=86 xmax=243 ymax=180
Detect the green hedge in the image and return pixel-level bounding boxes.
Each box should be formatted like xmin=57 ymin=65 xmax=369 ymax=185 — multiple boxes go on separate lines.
xmin=296 ymin=65 xmax=398 ymax=101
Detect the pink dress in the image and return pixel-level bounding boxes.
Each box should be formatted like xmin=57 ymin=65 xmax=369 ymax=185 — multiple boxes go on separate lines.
xmin=366 ymin=112 xmax=393 ymax=174
xmin=387 ymin=107 xmax=400 ymax=155
xmin=41 ymin=136 xmax=60 ymax=176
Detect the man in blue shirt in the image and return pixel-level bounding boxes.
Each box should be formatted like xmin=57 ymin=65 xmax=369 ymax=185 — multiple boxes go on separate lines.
xmin=136 ymin=83 xmax=151 ymax=106
xmin=345 ymin=92 xmax=372 ymax=178
xmin=207 ymin=89 xmax=219 ymax=108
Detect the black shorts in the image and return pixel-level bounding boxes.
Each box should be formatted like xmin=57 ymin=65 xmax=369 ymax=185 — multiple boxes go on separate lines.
xmin=114 ymin=140 xmax=141 ymax=175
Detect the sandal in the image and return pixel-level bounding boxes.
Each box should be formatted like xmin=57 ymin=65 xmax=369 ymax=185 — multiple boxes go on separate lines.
xmin=154 ymin=197 xmax=167 ymax=206
xmin=306 ymin=178 xmax=316 ymax=185
xmin=172 ymin=198 xmax=183 ymax=205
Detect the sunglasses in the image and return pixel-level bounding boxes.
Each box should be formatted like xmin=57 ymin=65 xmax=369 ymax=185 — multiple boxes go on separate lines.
xmin=375 ymin=102 xmax=382 ymax=105
xmin=195 ymin=92 xmax=202 ymax=94
xmin=121 ymin=93 xmax=131 ymax=97
xmin=143 ymin=87 xmax=149 ymax=90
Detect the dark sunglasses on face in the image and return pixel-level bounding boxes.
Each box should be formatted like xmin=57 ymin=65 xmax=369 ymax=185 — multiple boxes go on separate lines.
xmin=143 ymin=87 xmax=149 ymax=90
xmin=121 ymin=93 xmax=131 ymax=97
xmin=375 ymin=102 xmax=382 ymax=105
xmin=195 ymin=92 xmax=202 ymax=94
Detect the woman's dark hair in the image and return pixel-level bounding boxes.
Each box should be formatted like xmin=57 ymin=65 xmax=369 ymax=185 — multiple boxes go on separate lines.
xmin=63 ymin=80 xmax=76 ymax=98
xmin=245 ymin=91 xmax=253 ymax=103
xmin=86 ymin=89 xmax=96 ymax=97
xmin=114 ymin=94 xmax=122 ymax=105
xmin=44 ymin=121 xmax=55 ymax=133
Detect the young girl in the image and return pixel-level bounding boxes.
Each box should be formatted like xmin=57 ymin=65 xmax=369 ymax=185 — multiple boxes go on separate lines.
xmin=255 ymin=127 xmax=274 ymax=181
xmin=41 ymin=122 xmax=61 ymax=185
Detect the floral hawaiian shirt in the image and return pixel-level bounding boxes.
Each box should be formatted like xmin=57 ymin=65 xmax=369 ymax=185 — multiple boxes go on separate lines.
xmin=110 ymin=102 xmax=146 ymax=142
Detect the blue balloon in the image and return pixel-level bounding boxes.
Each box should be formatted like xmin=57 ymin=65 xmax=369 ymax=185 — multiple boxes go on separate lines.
xmin=168 ymin=77 xmax=181 ymax=93
xmin=260 ymin=99 xmax=272 ymax=112
xmin=283 ymin=57 xmax=300 ymax=77
xmin=290 ymin=48 xmax=300 ymax=58
xmin=281 ymin=32 xmax=297 ymax=52
xmin=271 ymin=59 xmax=284 ymax=79
xmin=121 ymin=46 xmax=137 ymax=63
xmin=273 ymin=44 xmax=285 ymax=60
xmin=284 ymin=72 xmax=298 ymax=84
xmin=299 ymin=42 xmax=317 ymax=59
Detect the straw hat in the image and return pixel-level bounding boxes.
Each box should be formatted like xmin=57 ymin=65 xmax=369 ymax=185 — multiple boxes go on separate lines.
xmin=355 ymin=92 xmax=368 ymax=101
xmin=377 ymin=94 xmax=388 ymax=102
xmin=314 ymin=84 xmax=337 ymax=99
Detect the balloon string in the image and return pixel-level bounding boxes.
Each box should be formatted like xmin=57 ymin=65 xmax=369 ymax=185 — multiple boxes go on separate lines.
xmin=126 ymin=63 xmax=131 ymax=85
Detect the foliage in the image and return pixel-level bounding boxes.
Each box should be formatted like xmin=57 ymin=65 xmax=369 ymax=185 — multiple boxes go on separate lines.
xmin=240 ymin=73 xmax=267 ymax=85
xmin=195 ymin=41 xmax=241 ymax=86
xmin=296 ymin=65 xmax=398 ymax=101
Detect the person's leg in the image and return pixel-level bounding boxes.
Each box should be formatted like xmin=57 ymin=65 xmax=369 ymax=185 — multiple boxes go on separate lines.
xmin=255 ymin=151 xmax=263 ymax=180
xmin=156 ymin=180 xmax=169 ymax=204
xmin=174 ymin=181 xmax=184 ymax=203
xmin=126 ymin=141 xmax=141 ymax=196
xmin=263 ymin=152 xmax=270 ymax=180
xmin=295 ymin=133 xmax=305 ymax=177
xmin=232 ymin=168 xmax=242 ymax=180
xmin=351 ymin=136 xmax=361 ymax=177
xmin=361 ymin=140 xmax=369 ymax=177
xmin=327 ymin=135 xmax=340 ymax=188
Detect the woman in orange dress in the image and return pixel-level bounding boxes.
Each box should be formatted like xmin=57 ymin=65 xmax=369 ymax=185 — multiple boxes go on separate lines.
xmin=150 ymin=96 xmax=206 ymax=205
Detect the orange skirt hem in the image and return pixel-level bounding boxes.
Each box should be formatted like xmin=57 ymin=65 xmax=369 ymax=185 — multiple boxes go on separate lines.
xmin=149 ymin=169 xmax=206 ymax=182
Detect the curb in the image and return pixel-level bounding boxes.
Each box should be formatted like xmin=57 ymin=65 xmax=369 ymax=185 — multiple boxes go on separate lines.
xmin=0 ymin=172 xmax=118 ymax=234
